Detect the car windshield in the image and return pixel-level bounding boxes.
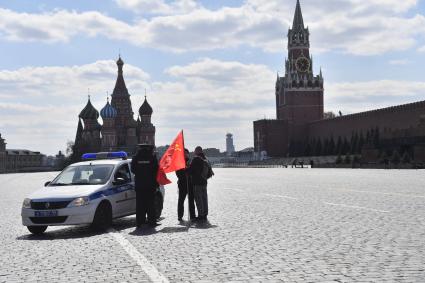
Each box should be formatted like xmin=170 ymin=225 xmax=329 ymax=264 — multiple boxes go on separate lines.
xmin=50 ymin=164 xmax=115 ymax=186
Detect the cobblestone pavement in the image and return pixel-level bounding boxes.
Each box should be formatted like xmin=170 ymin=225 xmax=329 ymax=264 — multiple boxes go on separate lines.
xmin=1 ymin=169 xmax=425 ymax=282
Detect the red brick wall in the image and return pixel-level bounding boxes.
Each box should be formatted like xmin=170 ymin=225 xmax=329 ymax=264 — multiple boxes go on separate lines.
xmin=253 ymin=120 xmax=289 ymax=157
xmin=308 ymin=100 xmax=425 ymax=140
xmin=278 ymin=90 xmax=323 ymax=124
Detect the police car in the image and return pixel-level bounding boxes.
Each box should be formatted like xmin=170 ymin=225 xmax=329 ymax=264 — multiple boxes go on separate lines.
xmin=21 ymin=152 xmax=165 ymax=235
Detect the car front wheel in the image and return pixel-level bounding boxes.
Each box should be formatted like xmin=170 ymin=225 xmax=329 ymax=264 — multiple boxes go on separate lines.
xmin=91 ymin=201 xmax=112 ymax=231
xmin=27 ymin=225 xmax=47 ymax=235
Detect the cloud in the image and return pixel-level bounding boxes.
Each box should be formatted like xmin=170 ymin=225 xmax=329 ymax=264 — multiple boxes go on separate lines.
xmin=115 ymin=0 xmax=199 ymax=15
xmin=0 ymin=0 xmax=424 ymax=55
xmin=388 ymin=59 xmax=409 ymax=65
xmin=1 ymin=57 xmax=425 ymax=155
xmin=418 ymin=45 xmax=425 ymax=52
xmin=0 ymin=58 xmax=275 ymax=154
xmin=325 ymin=80 xmax=425 ymax=114
xmin=0 ymin=60 xmax=150 ymax=154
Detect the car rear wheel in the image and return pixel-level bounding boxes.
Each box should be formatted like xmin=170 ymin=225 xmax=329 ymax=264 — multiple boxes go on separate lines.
xmin=27 ymin=225 xmax=47 ymax=235
xmin=91 ymin=201 xmax=112 ymax=231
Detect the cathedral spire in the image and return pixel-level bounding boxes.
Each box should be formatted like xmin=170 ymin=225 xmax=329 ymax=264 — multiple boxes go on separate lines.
xmin=74 ymin=118 xmax=83 ymax=145
xmin=112 ymin=56 xmax=129 ymax=96
xmin=292 ymin=0 xmax=304 ymax=30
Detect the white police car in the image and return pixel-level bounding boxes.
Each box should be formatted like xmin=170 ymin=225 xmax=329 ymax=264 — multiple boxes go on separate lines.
xmin=21 ymin=152 xmax=165 ymax=235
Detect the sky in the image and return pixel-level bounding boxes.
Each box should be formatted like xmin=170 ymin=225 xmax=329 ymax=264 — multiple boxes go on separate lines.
xmin=0 ymin=0 xmax=425 ymax=155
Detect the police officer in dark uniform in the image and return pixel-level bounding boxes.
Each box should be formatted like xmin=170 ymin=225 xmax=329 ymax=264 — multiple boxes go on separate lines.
xmin=131 ymin=144 xmax=159 ymax=227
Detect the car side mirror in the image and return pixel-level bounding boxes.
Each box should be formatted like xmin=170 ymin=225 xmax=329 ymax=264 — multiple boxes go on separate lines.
xmin=113 ymin=177 xmax=126 ymax=186
xmin=44 ymin=181 xmax=51 ymax=187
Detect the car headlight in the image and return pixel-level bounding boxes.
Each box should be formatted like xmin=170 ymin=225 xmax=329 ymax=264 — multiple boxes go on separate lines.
xmin=22 ymin=198 xmax=32 ymax=209
xmin=71 ymin=196 xmax=90 ymax=207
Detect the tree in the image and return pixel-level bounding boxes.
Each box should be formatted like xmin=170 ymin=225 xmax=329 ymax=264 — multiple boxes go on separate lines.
xmin=315 ymin=139 xmax=323 ymax=156
xmin=344 ymin=155 xmax=351 ymax=164
xmin=329 ymin=136 xmax=336 ymax=155
xmin=66 ymin=141 xmax=74 ymax=156
xmin=336 ymin=136 xmax=342 ymax=155
xmin=358 ymin=132 xmax=365 ymax=153
xmin=380 ymin=151 xmax=390 ymax=165
xmin=402 ymin=152 xmax=411 ymax=164
xmin=342 ymin=137 xmax=350 ymax=155
xmin=336 ymin=155 xmax=342 ymax=164
xmin=323 ymin=111 xmax=336 ymax=119
xmin=304 ymin=140 xmax=312 ymax=156
xmin=323 ymin=138 xmax=330 ymax=155
xmin=373 ymin=127 xmax=380 ymax=148
xmin=288 ymin=140 xmax=296 ymax=157
xmin=350 ymin=132 xmax=359 ymax=154
xmin=366 ymin=130 xmax=371 ymax=144
xmin=391 ymin=150 xmax=401 ymax=165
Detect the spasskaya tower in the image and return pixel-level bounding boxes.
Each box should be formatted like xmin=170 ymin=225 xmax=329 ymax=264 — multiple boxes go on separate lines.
xmin=275 ymin=0 xmax=324 ymax=123
xmin=254 ymin=0 xmax=324 ymax=157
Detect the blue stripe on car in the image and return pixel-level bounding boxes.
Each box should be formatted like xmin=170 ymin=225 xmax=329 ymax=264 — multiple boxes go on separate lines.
xmin=88 ymin=184 xmax=134 ymax=201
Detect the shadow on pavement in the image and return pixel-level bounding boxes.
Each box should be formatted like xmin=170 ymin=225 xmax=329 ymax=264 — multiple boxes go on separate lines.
xmin=159 ymin=226 xmax=189 ymax=233
xmin=16 ymin=216 xmax=218 ymax=240
xmin=129 ymin=226 xmax=158 ymax=236
xmin=17 ymin=217 xmax=136 ymax=240
xmin=192 ymin=221 xmax=218 ymax=230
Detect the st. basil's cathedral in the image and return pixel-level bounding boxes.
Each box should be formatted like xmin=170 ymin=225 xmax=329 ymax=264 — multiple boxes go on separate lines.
xmin=73 ymin=56 xmax=155 ymax=160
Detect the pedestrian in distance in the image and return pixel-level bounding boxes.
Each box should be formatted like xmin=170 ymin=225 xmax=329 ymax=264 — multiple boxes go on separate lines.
xmin=131 ymin=144 xmax=160 ymax=228
xmin=188 ymin=146 xmax=214 ymax=222
xmin=176 ymin=148 xmax=196 ymax=222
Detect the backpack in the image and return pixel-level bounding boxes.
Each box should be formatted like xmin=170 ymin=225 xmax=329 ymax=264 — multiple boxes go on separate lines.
xmin=201 ymin=159 xmax=214 ymax=180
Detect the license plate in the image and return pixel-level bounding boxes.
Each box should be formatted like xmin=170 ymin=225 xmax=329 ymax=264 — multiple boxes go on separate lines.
xmin=34 ymin=210 xmax=58 ymax=217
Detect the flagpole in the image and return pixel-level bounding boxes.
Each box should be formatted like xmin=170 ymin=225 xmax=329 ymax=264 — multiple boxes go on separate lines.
xmin=182 ymin=130 xmax=191 ymax=224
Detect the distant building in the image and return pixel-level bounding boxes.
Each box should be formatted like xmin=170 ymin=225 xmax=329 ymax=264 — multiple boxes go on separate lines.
xmin=0 ymin=133 xmax=49 ymax=173
xmin=253 ymin=0 xmax=425 ymax=162
xmin=235 ymin=147 xmax=255 ymax=162
xmin=155 ymin=145 xmax=169 ymax=159
xmin=54 ymin=151 xmax=66 ymax=170
xmin=5 ymin=149 xmax=44 ymax=173
xmin=72 ymin=56 xmax=155 ymax=161
xmin=226 ymin=133 xmax=235 ymax=156
xmin=203 ymin=148 xmax=222 ymax=157
xmin=0 ymin=133 xmax=6 ymax=173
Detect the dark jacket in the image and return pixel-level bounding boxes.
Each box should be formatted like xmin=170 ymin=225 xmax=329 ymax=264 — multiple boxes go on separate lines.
xmin=131 ymin=150 xmax=159 ymax=192
xmin=188 ymin=155 xmax=207 ymax=186
xmin=176 ymin=159 xmax=191 ymax=189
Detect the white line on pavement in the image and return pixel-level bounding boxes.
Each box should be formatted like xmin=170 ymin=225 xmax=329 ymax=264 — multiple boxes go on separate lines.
xmin=223 ymin=188 xmax=244 ymax=192
xmin=108 ymin=228 xmax=170 ymax=283
xmin=263 ymin=193 xmax=298 ymax=200
xmin=323 ymin=202 xmax=390 ymax=213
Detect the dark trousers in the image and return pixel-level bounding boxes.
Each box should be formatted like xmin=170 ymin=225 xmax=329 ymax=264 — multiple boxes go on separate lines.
xmin=193 ymin=185 xmax=208 ymax=218
xmin=136 ymin=190 xmax=155 ymax=225
xmin=178 ymin=182 xmax=196 ymax=219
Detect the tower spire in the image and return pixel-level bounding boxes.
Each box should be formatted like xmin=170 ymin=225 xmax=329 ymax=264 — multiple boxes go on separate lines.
xmin=292 ymin=0 xmax=304 ymax=30
xmin=112 ymin=55 xmax=129 ymax=96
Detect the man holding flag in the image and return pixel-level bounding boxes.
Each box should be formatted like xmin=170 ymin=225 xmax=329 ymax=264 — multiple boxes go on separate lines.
xmin=156 ymin=130 xmax=186 ymax=186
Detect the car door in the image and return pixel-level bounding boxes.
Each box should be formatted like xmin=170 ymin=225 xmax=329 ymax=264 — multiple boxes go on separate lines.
xmin=111 ymin=163 xmax=133 ymax=217
xmin=127 ymin=164 xmax=136 ymax=214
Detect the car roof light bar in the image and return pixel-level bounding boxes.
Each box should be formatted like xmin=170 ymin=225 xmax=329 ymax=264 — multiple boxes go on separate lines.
xmin=82 ymin=151 xmax=128 ymax=160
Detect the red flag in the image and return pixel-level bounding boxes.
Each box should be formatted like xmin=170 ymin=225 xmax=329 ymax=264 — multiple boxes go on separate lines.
xmin=157 ymin=167 xmax=172 ymax=185
xmin=156 ymin=130 xmax=186 ymax=185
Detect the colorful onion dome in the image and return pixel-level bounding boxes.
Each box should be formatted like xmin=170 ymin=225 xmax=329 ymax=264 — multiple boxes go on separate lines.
xmin=100 ymin=98 xmax=117 ymax=119
xmin=139 ymin=97 xmax=153 ymax=116
xmin=79 ymin=97 xmax=99 ymax=120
